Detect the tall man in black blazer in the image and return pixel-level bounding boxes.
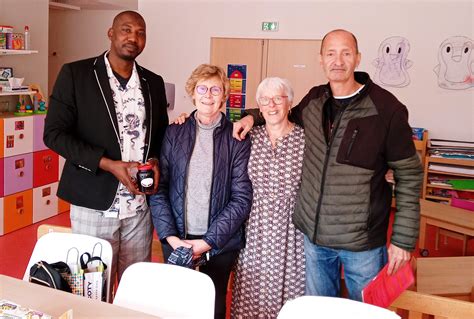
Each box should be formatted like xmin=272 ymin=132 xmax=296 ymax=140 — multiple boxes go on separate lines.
xmin=44 ymin=11 xmax=169 ymax=287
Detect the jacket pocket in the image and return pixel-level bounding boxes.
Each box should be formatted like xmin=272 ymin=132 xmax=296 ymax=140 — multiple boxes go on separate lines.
xmin=336 ymin=115 xmax=384 ymax=170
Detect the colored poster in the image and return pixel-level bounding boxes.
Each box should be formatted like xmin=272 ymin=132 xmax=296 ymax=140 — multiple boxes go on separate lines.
xmin=227 ymin=64 xmax=247 ymax=79
xmin=230 ymin=78 xmax=247 ymax=94
xmin=226 ymin=64 xmax=247 ymax=122
xmin=227 ymin=93 xmax=245 ymax=109
xmin=226 ymin=107 xmax=243 ymax=122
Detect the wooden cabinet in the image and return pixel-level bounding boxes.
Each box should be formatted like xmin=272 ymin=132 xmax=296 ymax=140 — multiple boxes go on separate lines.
xmin=33 ymin=149 xmax=59 ymax=188
xmin=0 ymin=198 xmax=3 ymax=235
xmin=33 ymin=182 xmax=58 ymax=223
xmin=3 ymin=152 xmax=33 ymax=196
xmin=422 ymin=157 xmax=474 ymax=203
xmin=0 ymin=50 xmax=67 ymax=236
xmin=4 ymin=189 xmax=33 ymax=234
xmin=1 ymin=116 xmax=34 ymax=158
xmin=210 ymin=37 xmax=326 ymax=109
xmin=0 ymin=114 xmax=66 ymax=235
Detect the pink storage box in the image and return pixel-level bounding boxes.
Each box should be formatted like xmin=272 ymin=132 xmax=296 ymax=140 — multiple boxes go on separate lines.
xmin=451 ymin=197 xmax=474 ymax=212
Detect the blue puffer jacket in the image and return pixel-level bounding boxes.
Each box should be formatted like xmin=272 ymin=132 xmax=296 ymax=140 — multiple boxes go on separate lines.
xmin=150 ymin=111 xmax=252 ymax=257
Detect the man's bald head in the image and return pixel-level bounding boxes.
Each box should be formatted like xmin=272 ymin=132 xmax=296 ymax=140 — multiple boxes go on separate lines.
xmin=108 ymin=10 xmax=146 ymax=62
xmin=112 ymin=11 xmax=146 ymax=29
xmin=320 ymin=29 xmax=359 ymax=54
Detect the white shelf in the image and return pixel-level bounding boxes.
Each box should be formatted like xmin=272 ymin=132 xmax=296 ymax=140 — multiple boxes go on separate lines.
xmin=49 ymin=2 xmax=81 ymax=10
xmin=0 ymin=90 xmax=35 ymax=96
xmin=0 ymin=49 xmax=39 ymax=55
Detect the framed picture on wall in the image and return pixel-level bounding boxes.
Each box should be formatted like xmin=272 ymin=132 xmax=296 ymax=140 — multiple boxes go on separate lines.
xmin=0 ymin=67 xmax=13 ymax=81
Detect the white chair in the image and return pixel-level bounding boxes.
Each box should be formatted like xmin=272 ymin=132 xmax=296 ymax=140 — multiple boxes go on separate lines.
xmin=23 ymin=232 xmax=113 ymax=303
xmin=278 ymin=296 xmax=400 ymax=319
xmin=113 ymin=262 xmax=215 ymax=319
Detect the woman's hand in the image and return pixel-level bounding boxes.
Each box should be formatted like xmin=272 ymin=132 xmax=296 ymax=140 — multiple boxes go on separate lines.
xmin=184 ymin=239 xmax=211 ymax=259
xmin=385 ymin=169 xmax=395 ymax=184
xmin=166 ymin=236 xmax=192 ymax=250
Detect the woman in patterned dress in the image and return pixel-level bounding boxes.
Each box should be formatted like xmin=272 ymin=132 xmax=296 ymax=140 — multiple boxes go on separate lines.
xmin=231 ymin=77 xmax=306 ymax=318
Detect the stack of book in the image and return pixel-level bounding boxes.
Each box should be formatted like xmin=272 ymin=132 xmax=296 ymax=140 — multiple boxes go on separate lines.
xmin=428 ymin=139 xmax=474 ymax=161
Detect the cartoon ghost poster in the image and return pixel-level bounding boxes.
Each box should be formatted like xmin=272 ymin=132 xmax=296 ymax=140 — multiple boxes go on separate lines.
xmin=373 ymin=36 xmax=413 ymax=87
xmin=434 ymin=36 xmax=473 ymax=90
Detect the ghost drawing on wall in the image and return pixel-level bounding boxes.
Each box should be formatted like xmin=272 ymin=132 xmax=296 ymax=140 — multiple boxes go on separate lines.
xmin=434 ymin=36 xmax=473 ymax=90
xmin=372 ymin=36 xmax=412 ymax=87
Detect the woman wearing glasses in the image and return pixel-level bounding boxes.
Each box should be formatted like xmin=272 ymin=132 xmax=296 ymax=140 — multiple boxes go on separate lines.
xmin=150 ymin=64 xmax=252 ymax=319
xmin=231 ymin=78 xmax=305 ymax=318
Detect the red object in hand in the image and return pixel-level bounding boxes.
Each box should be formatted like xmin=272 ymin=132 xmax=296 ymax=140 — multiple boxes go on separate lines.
xmin=362 ymin=262 xmax=414 ymax=308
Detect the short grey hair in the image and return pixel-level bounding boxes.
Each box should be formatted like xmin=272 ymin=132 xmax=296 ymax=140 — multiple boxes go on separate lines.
xmin=256 ymin=77 xmax=294 ymax=105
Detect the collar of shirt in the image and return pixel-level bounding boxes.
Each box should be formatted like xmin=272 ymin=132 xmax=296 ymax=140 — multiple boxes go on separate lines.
xmin=103 ymin=52 xmax=140 ymax=90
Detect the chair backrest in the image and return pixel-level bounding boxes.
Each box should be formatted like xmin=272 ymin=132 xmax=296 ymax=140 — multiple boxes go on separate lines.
xmin=23 ymin=232 xmax=113 ymax=303
xmin=113 ymin=262 xmax=215 ymax=319
xmin=390 ymin=290 xmax=474 ymax=319
xmin=37 ymin=224 xmax=165 ymax=262
xmin=277 ymin=296 xmax=400 ymax=319
xmin=416 ymin=256 xmax=474 ymax=300
xmin=37 ymin=224 xmax=72 ymax=239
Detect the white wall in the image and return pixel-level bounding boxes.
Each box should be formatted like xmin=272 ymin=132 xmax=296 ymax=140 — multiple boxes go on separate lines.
xmin=0 ymin=0 xmax=49 ymax=94
xmin=48 ymin=9 xmax=123 ymax=95
xmin=137 ymin=0 xmax=473 ymax=141
xmin=46 ymin=0 xmax=473 ymax=141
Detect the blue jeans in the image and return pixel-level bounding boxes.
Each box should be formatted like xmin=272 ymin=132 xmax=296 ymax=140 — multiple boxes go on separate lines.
xmin=304 ymin=235 xmax=387 ymax=301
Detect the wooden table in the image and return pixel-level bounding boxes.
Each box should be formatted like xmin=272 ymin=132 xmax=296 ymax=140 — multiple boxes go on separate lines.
xmin=0 ymin=275 xmax=159 ymax=318
xmin=419 ymin=199 xmax=474 ymax=256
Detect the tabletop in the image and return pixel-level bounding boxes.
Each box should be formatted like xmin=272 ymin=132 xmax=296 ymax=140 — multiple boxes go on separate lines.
xmin=0 ymin=275 xmax=159 ymax=318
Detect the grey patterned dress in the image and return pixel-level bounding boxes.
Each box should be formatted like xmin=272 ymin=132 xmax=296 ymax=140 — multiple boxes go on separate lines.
xmin=231 ymin=124 xmax=306 ymax=319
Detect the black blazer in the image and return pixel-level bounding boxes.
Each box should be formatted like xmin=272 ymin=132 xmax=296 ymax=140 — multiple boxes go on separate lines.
xmin=44 ymin=53 xmax=169 ymax=210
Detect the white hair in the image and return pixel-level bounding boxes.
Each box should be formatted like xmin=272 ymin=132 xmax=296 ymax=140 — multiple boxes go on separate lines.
xmin=255 ymin=77 xmax=294 ymax=105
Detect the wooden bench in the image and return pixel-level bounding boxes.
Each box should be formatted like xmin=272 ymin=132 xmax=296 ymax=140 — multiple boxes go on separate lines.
xmin=419 ymin=199 xmax=474 ymax=256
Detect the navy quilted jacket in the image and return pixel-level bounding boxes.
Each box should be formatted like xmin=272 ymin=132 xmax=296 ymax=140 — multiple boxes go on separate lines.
xmin=150 ymin=111 xmax=252 ymax=257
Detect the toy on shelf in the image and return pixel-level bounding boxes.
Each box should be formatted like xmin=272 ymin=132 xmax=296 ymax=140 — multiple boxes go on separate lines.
xmin=14 ymin=95 xmax=32 ymax=116
xmin=29 ymin=83 xmax=47 ymax=114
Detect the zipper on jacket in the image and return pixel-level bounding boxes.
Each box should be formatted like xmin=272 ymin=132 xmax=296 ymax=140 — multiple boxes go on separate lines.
xmin=344 ymin=128 xmax=359 ymax=161
xmin=183 ymin=121 xmax=198 ymax=238
xmin=206 ymin=129 xmax=217 ymax=232
xmin=313 ymin=105 xmax=346 ymax=243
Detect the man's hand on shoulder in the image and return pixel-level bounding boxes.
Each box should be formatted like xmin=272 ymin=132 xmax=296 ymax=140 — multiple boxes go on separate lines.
xmin=233 ymin=115 xmax=254 ymax=141
xmin=171 ymin=113 xmax=189 ymax=125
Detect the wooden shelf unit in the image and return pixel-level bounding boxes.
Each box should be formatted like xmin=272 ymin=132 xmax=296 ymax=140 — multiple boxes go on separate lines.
xmin=422 ymin=156 xmax=474 ymax=203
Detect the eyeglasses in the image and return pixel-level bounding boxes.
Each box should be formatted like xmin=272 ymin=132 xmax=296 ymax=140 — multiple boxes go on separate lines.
xmin=195 ymin=85 xmax=223 ymax=96
xmin=258 ymin=95 xmax=288 ymax=106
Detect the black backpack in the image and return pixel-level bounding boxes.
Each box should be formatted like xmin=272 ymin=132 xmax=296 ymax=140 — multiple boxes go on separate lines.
xmin=29 ymin=260 xmax=72 ymax=293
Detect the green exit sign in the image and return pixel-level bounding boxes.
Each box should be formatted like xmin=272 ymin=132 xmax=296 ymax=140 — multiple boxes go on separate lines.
xmin=262 ymin=21 xmax=279 ymax=31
